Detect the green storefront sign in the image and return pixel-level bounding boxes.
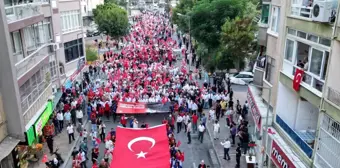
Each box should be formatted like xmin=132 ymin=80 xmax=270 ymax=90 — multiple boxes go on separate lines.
xmin=26 ymin=126 xmax=35 ymax=146
xmin=34 ymin=101 xmax=53 ymax=137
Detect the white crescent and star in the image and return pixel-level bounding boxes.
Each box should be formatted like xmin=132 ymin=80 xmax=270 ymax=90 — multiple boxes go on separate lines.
xmin=296 ymin=73 xmax=302 ymax=83
xmin=127 ymin=136 xmax=156 ymax=159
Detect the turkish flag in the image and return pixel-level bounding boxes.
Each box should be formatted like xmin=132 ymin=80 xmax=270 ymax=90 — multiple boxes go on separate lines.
xmin=110 ymin=125 xmax=170 ymax=168
xmin=293 ymin=68 xmax=304 ymax=91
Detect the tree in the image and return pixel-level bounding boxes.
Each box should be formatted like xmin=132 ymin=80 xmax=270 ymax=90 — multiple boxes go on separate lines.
xmin=171 ymin=0 xmax=195 ymax=33
xmin=86 ymin=47 xmax=98 ymax=62
xmin=190 ymin=0 xmax=246 ymax=49
xmin=104 ymin=0 xmax=127 ymax=6
xmin=93 ymin=3 xmax=129 ymax=39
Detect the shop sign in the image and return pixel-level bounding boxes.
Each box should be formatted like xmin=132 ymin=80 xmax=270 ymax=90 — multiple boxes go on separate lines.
xmin=271 ymin=140 xmax=296 ymax=168
xmin=34 ymin=101 xmax=53 ymax=136
xmin=247 ymin=87 xmax=262 ymax=131
xmin=26 ymin=126 xmax=36 ymax=146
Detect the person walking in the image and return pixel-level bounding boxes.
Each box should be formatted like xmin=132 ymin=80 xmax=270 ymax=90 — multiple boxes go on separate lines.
xmin=183 ymin=114 xmax=190 ymax=133
xmin=213 ymin=120 xmax=220 ymax=140
xmin=57 ymin=111 xmax=64 ymax=132
xmin=198 ymin=123 xmax=205 ymax=143
xmin=46 ymin=135 xmax=54 ymax=154
xmin=187 ymin=120 xmax=192 ymax=144
xmin=192 ymin=113 xmax=198 ymax=133
xmin=76 ymin=107 xmax=84 ymax=124
xmin=235 ymin=143 xmax=242 ymax=168
xmin=64 ymin=110 xmax=72 ymax=125
xmin=67 ymin=123 xmax=75 ymax=144
xmin=99 ymin=121 xmax=106 ymax=142
xmin=230 ymin=124 xmax=237 ymax=145
xmin=221 ymin=139 xmax=231 ymax=160
xmin=176 ymin=115 xmax=183 ymax=133
xmin=120 ymin=114 xmax=128 ymax=127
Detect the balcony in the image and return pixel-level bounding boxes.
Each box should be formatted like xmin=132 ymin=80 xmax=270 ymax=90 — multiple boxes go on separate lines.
xmin=22 ymin=83 xmax=52 ymax=127
xmin=276 ymin=115 xmax=314 ymax=158
xmin=5 ymin=2 xmax=43 ymax=24
xmin=291 ymin=0 xmax=313 ymax=19
xmin=15 ymin=44 xmax=54 ymax=79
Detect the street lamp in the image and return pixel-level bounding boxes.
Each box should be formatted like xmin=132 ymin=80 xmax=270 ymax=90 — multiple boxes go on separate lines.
xmin=176 ymin=12 xmax=191 ymax=70
xmin=248 ymin=84 xmax=272 ymax=168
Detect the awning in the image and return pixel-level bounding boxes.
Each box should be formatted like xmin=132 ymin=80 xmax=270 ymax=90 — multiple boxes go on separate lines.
xmin=0 ymin=136 xmax=20 ymax=161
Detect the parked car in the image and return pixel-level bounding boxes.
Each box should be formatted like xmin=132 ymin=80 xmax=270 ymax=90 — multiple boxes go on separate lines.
xmin=229 ymin=71 xmax=254 ymax=85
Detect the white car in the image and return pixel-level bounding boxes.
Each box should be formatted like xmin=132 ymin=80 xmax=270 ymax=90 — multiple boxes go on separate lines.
xmin=230 ymin=72 xmax=254 ymax=85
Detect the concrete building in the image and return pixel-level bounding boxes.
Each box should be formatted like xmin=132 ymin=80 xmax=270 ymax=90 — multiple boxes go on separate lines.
xmin=253 ymin=0 xmax=340 ymax=168
xmin=0 ymin=0 xmax=85 ymax=167
xmin=81 ymin=0 xmax=104 ymax=27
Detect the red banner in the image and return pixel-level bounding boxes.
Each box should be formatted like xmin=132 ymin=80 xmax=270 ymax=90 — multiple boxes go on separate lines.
xmin=110 ymin=125 xmax=170 ymax=168
xmin=117 ymin=102 xmax=147 ymax=114
xmin=293 ymin=68 xmax=304 ymax=91
xmin=247 ymin=87 xmax=262 ymax=132
xmin=271 ymin=140 xmax=296 ymax=168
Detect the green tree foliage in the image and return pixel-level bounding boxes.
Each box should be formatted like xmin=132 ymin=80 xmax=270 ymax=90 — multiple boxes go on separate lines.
xmin=104 ymin=0 xmax=127 ymax=6
xmin=190 ymin=0 xmax=246 ymax=49
xmin=171 ymin=0 xmax=195 ymax=33
xmin=86 ymin=47 xmax=98 ymax=62
xmin=93 ymin=3 xmax=129 ymax=39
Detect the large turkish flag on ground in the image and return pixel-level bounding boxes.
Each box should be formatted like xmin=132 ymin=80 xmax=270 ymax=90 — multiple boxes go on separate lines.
xmin=293 ymin=68 xmax=304 ymax=91
xmin=110 ymin=124 xmax=170 ymax=168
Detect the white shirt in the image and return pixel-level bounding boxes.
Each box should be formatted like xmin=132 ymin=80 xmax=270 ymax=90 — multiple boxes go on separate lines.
xmin=133 ymin=121 xmax=139 ymax=128
xmin=192 ymin=103 xmax=198 ymax=110
xmin=177 ymin=116 xmax=183 ymax=123
xmin=221 ymin=140 xmax=231 ymax=148
xmin=198 ymin=125 xmax=205 ymax=132
xmin=213 ymin=123 xmax=220 ymax=132
xmin=187 ymin=122 xmax=192 ymax=132
xmin=183 ymin=115 xmax=190 ymax=125
xmin=209 ymin=110 xmax=215 ymax=118
xmin=67 ymin=125 xmax=74 ymax=134
xmin=57 ymin=113 xmax=64 ymax=121
xmin=76 ymin=110 xmax=83 ymax=119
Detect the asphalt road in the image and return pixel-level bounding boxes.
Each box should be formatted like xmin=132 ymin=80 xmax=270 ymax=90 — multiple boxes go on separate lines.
xmin=65 ymin=114 xmax=213 ymax=168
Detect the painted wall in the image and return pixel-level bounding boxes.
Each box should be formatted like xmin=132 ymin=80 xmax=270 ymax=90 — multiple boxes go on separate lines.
xmin=295 ymin=100 xmax=319 ymax=130
xmin=326 ymin=40 xmax=340 ymax=95
xmin=276 ymin=83 xmax=298 ymax=128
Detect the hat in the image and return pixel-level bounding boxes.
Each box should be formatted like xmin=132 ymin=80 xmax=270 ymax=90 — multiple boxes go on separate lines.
xmin=201 ymin=160 xmax=204 ymax=163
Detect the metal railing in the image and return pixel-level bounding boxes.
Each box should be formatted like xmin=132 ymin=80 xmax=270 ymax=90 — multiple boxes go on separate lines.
xmin=15 ymin=44 xmax=54 ymax=79
xmin=291 ymin=4 xmax=313 ymax=18
xmin=5 ymin=2 xmax=42 ymax=23
xmin=22 ymin=83 xmax=52 ymax=126
xmin=327 ymin=87 xmax=340 ymax=108
xmin=276 ymin=115 xmax=313 ymax=158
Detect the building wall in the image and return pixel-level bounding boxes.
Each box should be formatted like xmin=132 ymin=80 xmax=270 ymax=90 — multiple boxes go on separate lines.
xmin=295 ymin=100 xmax=319 ymax=130
xmin=0 ymin=94 xmax=8 ymax=142
xmin=276 ymin=83 xmax=299 ymax=127
xmin=326 ymin=40 xmax=340 ymax=94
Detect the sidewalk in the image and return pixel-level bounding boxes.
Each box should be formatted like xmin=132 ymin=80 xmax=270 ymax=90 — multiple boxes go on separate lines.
xmin=28 ymin=116 xmax=89 ymax=168
xmin=205 ymin=91 xmax=250 ymax=168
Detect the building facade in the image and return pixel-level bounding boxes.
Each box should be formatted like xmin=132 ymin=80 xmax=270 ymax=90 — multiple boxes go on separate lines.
xmin=0 ymin=0 xmax=84 ymax=167
xmin=254 ymin=0 xmax=340 ymax=168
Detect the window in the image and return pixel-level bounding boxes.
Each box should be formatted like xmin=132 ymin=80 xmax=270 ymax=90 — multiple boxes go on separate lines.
xmin=309 ymin=48 xmax=323 ymax=76
xmin=265 ymin=56 xmax=275 ymax=84
xmin=61 ymin=10 xmax=81 ymax=33
xmin=261 ymin=4 xmax=270 ymax=24
xmin=269 ymin=6 xmax=280 ymax=33
xmin=285 ymin=39 xmax=294 ymax=62
xmin=291 ymin=0 xmax=313 ymax=18
xmin=23 ymin=18 xmax=52 ymax=53
xmin=64 ymin=38 xmax=84 ymax=63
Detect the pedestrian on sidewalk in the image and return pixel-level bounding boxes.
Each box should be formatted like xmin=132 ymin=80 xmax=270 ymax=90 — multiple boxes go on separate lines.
xmin=183 ymin=114 xmax=189 ymax=133
xmin=197 ymin=160 xmax=207 ymax=168
xmin=198 ymin=123 xmax=205 ymax=143
xmin=235 ymin=143 xmax=242 ymax=168
xmin=46 ymin=135 xmax=54 ymax=154
xmin=187 ymin=120 xmax=192 ymax=144
xmin=213 ymin=120 xmax=220 ymax=140
xmin=67 ymin=123 xmax=75 ymax=144
xmin=120 ymin=114 xmax=128 ymax=127
xmin=209 ymin=108 xmax=215 ymax=123
xmin=176 ymin=115 xmax=183 ymax=133
xmin=76 ymin=106 xmax=84 ymax=124
xmin=57 ymin=111 xmax=64 ymax=132
xmin=200 ymin=113 xmax=207 ymax=127
xmin=99 ymin=121 xmax=106 ymax=142
xmin=64 ymin=110 xmax=72 ymax=125
xmin=221 ymin=139 xmax=231 ymax=160
xmin=230 ymin=124 xmax=237 ymax=145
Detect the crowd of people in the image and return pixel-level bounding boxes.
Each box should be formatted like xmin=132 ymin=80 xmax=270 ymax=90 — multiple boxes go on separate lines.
xmin=43 ymin=8 xmax=251 ymax=168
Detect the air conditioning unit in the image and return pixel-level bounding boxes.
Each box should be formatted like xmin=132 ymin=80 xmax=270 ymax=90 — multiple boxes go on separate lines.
xmin=312 ymin=0 xmax=338 ymax=23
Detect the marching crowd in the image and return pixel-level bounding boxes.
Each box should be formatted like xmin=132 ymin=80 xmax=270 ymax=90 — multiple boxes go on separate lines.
xmin=44 ymin=9 xmax=251 ymax=168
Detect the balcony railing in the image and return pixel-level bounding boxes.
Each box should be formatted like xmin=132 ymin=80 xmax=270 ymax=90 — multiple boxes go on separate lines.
xmin=282 ymin=61 xmax=324 ymax=94
xmin=276 ymin=115 xmax=313 ymax=158
xmin=291 ymin=3 xmax=313 ymax=19
xmin=15 ymin=44 xmax=54 ymax=79
xmin=5 ymin=2 xmax=43 ymax=24
xmin=22 ymin=83 xmax=52 ymax=126
xmin=327 ymin=87 xmax=340 ymax=108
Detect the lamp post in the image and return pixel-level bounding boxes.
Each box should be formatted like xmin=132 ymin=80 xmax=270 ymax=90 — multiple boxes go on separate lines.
xmin=249 ymin=84 xmax=272 ymax=168
xmin=176 ymin=13 xmax=191 ymax=71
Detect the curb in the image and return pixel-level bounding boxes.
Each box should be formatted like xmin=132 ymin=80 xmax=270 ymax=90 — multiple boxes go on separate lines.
xmin=61 ymin=120 xmax=90 ymax=168
xmin=205 ymin=123 xmax=222 ymax=168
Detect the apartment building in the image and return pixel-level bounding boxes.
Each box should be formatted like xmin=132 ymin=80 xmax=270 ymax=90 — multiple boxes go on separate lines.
xmin=81 ymin=0 xmax=104 ymax=26
xmin=253 ymin=0 xmax=340 ymax=168
xmin=0 ymin=0 xmax=85 ymax=167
